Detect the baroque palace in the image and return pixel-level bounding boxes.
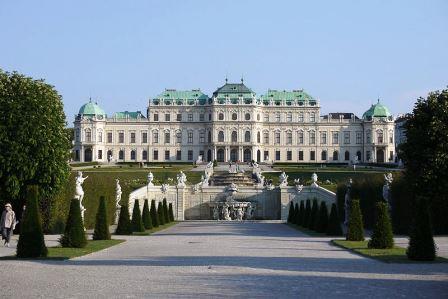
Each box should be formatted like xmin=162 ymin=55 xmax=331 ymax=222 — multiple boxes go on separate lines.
xmin=73 ymin=80 xmax=395 ymax=164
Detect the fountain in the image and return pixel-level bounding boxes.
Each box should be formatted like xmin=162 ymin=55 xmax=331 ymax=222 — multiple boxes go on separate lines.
xmin=210 ymin=183 xmax=256 ymax=221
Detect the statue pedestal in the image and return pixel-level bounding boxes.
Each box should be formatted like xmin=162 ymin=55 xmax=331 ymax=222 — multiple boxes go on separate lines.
xmin=115 ymin=207 xmax=121 ymax=224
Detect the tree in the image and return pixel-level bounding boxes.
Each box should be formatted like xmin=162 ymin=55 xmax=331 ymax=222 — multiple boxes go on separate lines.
xmin=150 ymin=200 xmax=159 ymax=228
xmin=287 ymin=202 xmax=294 ymax=223
xmin=168 ymin=203 xmax=175 ymax=222
xmin=157 ymin=201 xmax=165 ymax=225
xmin=294 ymin=203 xmax=300 ymax=225
xmin=400 ymin=89 xmax=448 ymax=234
xmin=407 ymin=197 xmax=436 ymax=261
xmin=327 ymin=203 xmax=343 ymax=236
xmin=60 ymin=198 xmax=87 ymax=248
xmin=316 ymin=201 xmax=329 ymax=233
xmin=93 ymin=196 xmax=111 ymax=240
xmin=308 ymin=199 xmax=319 ymax=230
xmin=346 ymin=199 xmax=364 ymax=241
xmin=0 ymin=70 xmax=71 ymax=231
xmin=304 ymin=200 xmax=311 ymax=228
xmin=16 ymin=185 xmax=48 ymax=258
xmin=131 ymin=200 xmax=145 ymax=232
xmin=142 ymin=199 xmax=153 ymax=230
xmin=163 ymin=198 xmax=169 ymax=223
xmin=298 ymin=200 xmax=305 ymax=226
xmin=368 ymin=202 xmax=393 ymax=249
xmin=115 ymin=205 xmax=132 ymax=235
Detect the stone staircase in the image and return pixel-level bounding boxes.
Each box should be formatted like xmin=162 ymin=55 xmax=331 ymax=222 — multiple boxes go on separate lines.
xmin=211 ymin=171 xmax=256 ymax=186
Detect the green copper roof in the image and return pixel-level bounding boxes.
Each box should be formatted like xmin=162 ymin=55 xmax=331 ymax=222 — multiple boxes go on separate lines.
xmin=113 ymin=111 xmax=145 ymax=119
xmin=362 ymin=100 xmax=391 ymax=119
xmin=213 ymin=82 xmax=254 ymax=95
xmin=153 ymin=89 xmax=209 ymax=105
xmin=78 ymin=100 xmax=106 ymax=116
xmin=260 ymin=89 xmax=315 ymax=105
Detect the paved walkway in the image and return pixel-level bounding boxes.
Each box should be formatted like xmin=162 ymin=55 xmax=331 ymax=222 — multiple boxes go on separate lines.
xmin=1 ymin=222 xmax=447 ymax=298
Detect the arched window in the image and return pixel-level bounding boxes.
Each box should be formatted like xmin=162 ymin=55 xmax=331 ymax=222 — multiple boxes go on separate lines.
xmin=321 ymin=150 xmax=327 ymax=160
xmin=257 ymin=114 xmax=260 ymax=121
xmin=165 ymin=131 xmax=170 ymax=144
xmin=142 ymin=150 xmax=148 ymax=160
xmin=377 ymin=130 xmax=384 ymax=143
xmin=75 ymin=128 xmax=80 ymax=142
xmin=263 ymin=131 xmax=269 ymax=144
xmin=218 ymin=113 xmax=224 ymax=120
xmin=232 ymin=113 xmax=237 ymax=120
xmin=333 ymin=150 xmax=339 ymax=161
xmin=119 ymin=150 xmax=124 ymax=160
xmin=389 ymin=130 xmax=393 ymax=144
xmin=257 ymin=131 xmax=261 ymax=143
xmin=231 ymin=131 xmax=238 ymax=142
xmin=245 ymin=113 xmax=250 ymax=121
xmin=208 ymin=131 xmax=211 ymax=143
xmin=286 ymin=131 xmax=292 ymax=145
xmin=130 ymin=150 xmax=136 ymax=160
xmin=309 ymin=130 xmax=316 ymax=145
xmin=245 ymin=131 xmax=251 ymax=142
xmin=85 ymin=128 xmax=92 ymax=142
xmin=218 ymin=131 xmax=224 ymax=142
xmin=345 ymin=151 xmax=350 ymax=161
xmin=98 ymin=130 xmax=103 ymax=142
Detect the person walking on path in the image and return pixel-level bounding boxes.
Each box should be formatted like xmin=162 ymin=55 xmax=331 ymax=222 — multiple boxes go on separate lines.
xmin=1 ymin=203 xmax=16 ymax=247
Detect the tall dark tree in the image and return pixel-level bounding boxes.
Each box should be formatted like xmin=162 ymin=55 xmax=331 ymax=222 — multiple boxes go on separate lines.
xmin=407 ymin=197 xmax=436 ymax=261
xmin=400 ymin=89 xmax=448 ymax=234
xmin=298 ymin=200 xmax=305 ymax=226
xmin=168 ymin=203 xmax=175 ymax=222
xmin=327 ymin=203 xmax=343 ymax=236
xmin=0 ymin=70 xmax=71 ymax=230
xmin=142 ymin=199 xmax=153 ymax=230
xmin=60 ymin=198 xmax=87 ymax=248
xmin=16 ymin=185 xmax=48 ymax=258
xmin=294 ymin=202 xmax=300 ymax=225
xmin=93 ymin=196 xmax=111 ymax=240
xmin=131 ymin=200 xmax=145 ymax=232
xmin=368 ymin=202 xmax=393 ymax=249
xmin=308 ymin=199 xmax=319 ymax=230
xmin=316 ymin=201 xmax=329 ymax=233
xmin=162 ymin=198 xmax=169 ymax=223
xmin=157 ymin=201 xmax=165 ymax=225
xmin=150 ymin=200 xmax=159 ymax=228
xmin=304 ymin=200 xmax=311 ymax=228
xmin=346 ymin=199 xmax=364 ymax=241
xmin=115 ymin=205 xmax=132 ymax=235
xmin=287 ymin=202 xmax=294 ymax=223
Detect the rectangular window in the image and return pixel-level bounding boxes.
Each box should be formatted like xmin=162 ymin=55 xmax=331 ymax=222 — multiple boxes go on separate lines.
xmin=153 ymin=132 xmax=159 ymax=144
xmin=176 ymin=114 xmax=182 ymax=121
xmin=130 ymin=132 xmax=136 ymax=143
xmin=366 ymin=151 xmax=371 ymax=161
xmin=310 ymin=151 xmax=315 ymax=161
xmin=320 ymin=132 xmax=327 ymax=144
xmin=165 ymin=150 xmax=170 ymax=160
xmin=332 ymin=132 xmax=339 ymax=144
xmin=263 ymin=132 xmax=269 ymax=144
xmin=188 ymin=114 xmax=193 ymax=121
xmin=298 ymin=131 xmax=304 ymax=144
xmin=165 ymin=132 xmax=170 ymax=144
xmin=309 ymin=131 xmax=316 ymax=145
xmin=356 ymin=132 xmax=362 ymax=144
xmin=264 ymin=114 xmax=269 ymax=122
xmin=165 ymin=114 xmax=170 ymax=121
xmin=188 ymin=150 xmax=193 ymax=161
xmin=275 ymin=113 xmax=280 ymax=122
xmin=298 ymin=150 xmax=304 ymax=161
xmin=287 ymin=151 xmax=292 ymax=161
xmin=275 ymin=150 xmax=281 ymax=161
xmin=264 ymin=151 xmax=269 ymax=161
xmin=188 ymin=132 xmax=193 ymax=144
xmin=153 ymin=114 xmax=159 ymax=121
xmin=142 ymin=132 xmax=148 ymax=143
xmin=199 ymin=131 xmax=205 ymax=143
xmin=286 ymin=113 xmax=292 ymax=122
xmin=154 ymin=150 xmax=159 ymax=161
xmin=98 ymin=131 xmax=103 ymax=142
xmin=286 ymin=132 xmax=292 ymax=145
xmin=176 ymin=150 xmax=182 ymax=161
xmin=344 ymin=131 xmax=350 ymax=144
xmin=118 ymin=132 xmax=124 ymax=143
xmin=298 ymin=112 xmax=304 ymax=122
xmin=310 ymin=112 xmax=316 ymax=122
xmin=98 ymin=150 xmax=102 ymax=160
xmin=389 ymin=134 xmax=393 ymax=144
xmin=107 ymin=132 xmax=112 ymax=143
xmin=366 ymin=131 xmax=371 ymax=143
xmin=176 ymin=131 xmax=182 ymax=143
xmin=199 ymin=114 xmax=204 ymax=121
xmin=275 ymin=132 xmax=280 ymax=144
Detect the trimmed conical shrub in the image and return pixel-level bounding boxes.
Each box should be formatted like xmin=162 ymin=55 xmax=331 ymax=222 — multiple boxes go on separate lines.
xmin=368 ymin=202 xmax=393 ymax=249
xmin=308 ymin=199 xmax=319 ymax=230
xmin=158 ymin=201 xmax=165 ymax=225
xmin=316 ymin=201 xmax=329 ymax=233
xmin=150 ymin=200 xmax=159 ymax=228
xmin=294 ymin=203 xmax=300 ymax=225
xmin=163 ymin=198 xmax=169 ymax=223
xmin=407 ymin=197 xmax=436 ymax=261
xmin=115 ymin=205 xmax=132 ymax=235
xmin=16 ymin=185 xmax=48 ymax=258
xmin=131 ymin=199 xmax=145 ymax=232
xmin=142 ymin=199 xmax=153 ymax=230
xmin=60 ymin=198 xmax=87 ymax=248
xmin=168 ymin=203 xmax=175 ymax=222
xmin=347 ymin=199 xmax=364 ymax=241
xmin=93 ymin=196 xmax=111 ymax=240
xmin=298 ymin=200 xmax=305 ymax=226
xmin=304 ymin=199 xmax=311 ymax=227
xmin=287 ymin=202 xmax=294 ymax=223
xmin=327 ymin=203 xmax=343 ymax=236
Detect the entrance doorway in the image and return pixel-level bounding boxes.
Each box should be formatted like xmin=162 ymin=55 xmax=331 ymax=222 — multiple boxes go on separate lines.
xmin=84 ymin=148 xmax=92 ymax=162
xmin=217 ymin=149 xmax=224 ymax=162
xmin=230 ymin=148 xmax=238 ymax=162
xmin=257 ymin=150 xmax=261 ymax=162
xmin=207 ymin=149 xmax=212 ymax=162
xmin=243 ymin=149 xmax=251 ymax=162
xmin=376 ymin=149 xmax=385 ymax=163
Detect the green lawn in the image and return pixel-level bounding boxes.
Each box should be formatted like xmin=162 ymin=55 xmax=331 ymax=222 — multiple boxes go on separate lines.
xmin=130 ymin=222 xmax=177 ymax=235
xmin=332 ymin=240 xmax=448 ymax=263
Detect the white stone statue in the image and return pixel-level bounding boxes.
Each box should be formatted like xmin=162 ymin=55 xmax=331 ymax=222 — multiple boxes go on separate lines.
xmin=147 ymin=172 xmax=154 ymax=186
xmin=246 ymin=204 xmax=254 ymax=220
xmin=344 ymin=178 xmax=353 ymax=225
xmin=279 ymin=172 xmax=288 ymax=187
xmin=236 ymin=206 xmax=244 ymax=221
xmin=294 ymin=178 xmax=303 ymax=192
xmin=222 ymin=204 xmax=231 ymax=221
xmin=74 ymin=171 xmax=88 ymax=221
xmin=177 ymin=171 xmax=187 ymax=187
xmin=201 ymin=172 xmax=210 ymax=187
xmin=161 ymin=183 xmax=169 ymax=194
xmin=213 ymin=205 xmax=219 ymax=220
xmin=382 ymin=173 xmax=393 ymax=206
xmin=196 ymin=155 xmax=203 ymax=164
xmin=311 ymin=173 xmax=319 ymax=187
xmin=115 ymin=178 xmax=122 ymax=209
xmin=265 ymin=179 xmax=274 ymax=190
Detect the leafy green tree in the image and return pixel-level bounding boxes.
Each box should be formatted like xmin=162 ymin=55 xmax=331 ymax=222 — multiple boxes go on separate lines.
xmin=150 ymin=200 xmax=159 ymax=228
xmin=368 ymin=202 xmax=393 ymax=249
xmin=400 ymin=89 xmax=448 ymax=234
xmin=327 ymin=203 xmax=343 ymax=236
xmin=0 ymin=70 xmax=71 ymax=230
xmin=60 ymin=198 xmax=87 ymax=248
xmin=304 ymin=200 xmax=311 ymax=228
xmin=16 ymin=185 xmax=48 ymax=258
xmin=346 ymin=199 xmax=364 ymax=241
xmin=287 ymin=202 xmax=294 ymax=223
xmin=294 ymin=203 xmax=300 ymax=225
xmin=298 ymin=201 xmax=305 ymax=226
xmin=168 ymin=203 xmax=175 ymax=222
xmin=157 ymin=201 xmax=165 ymax=225
xmin=115 ymin=205 xmax=132 ymax=235
xmin=131 ymin=199 xmax=145 ymax=232
xmin=163 ymin=198 xmax=169 ymax=223
xmin=142 ymin=199 xmax=153 ymax=230
xmin=316 ymin=201 xmax=329 ymax=233
xmin=308 ymin=199 xmax=319 ymax=230
xmin=93 ymin=196 xmax=111 ymax=240
xmin=407 ymin=197 xmax=436 ymax=261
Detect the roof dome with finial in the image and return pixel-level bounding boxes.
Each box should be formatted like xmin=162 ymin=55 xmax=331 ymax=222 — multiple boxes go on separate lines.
xmin=362 ymin=99 xmax=391 ymax=119
xmin=78 ymin=99 xmax=106 ymax=117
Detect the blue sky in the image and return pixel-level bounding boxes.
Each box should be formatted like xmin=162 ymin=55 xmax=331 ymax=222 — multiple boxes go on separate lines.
xmin=1 ymin=0 xmax=447 ymax=125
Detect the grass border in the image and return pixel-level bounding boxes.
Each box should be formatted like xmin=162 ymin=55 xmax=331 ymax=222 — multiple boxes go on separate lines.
xmin=123 ymin=221 xmax=178 ymax=236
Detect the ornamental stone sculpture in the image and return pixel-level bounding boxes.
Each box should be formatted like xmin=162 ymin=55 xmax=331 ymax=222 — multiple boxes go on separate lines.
xmin=177 ymin=171 xmax=187 ymax=187
xmin=294 ymin=178 xmax=303 ymax=192
xmin=311 ymin=173 xmax=318 ymax=187
xmin=382 ymin=173 xmax=393 ymax=206
xmin=279 ymin=172 xmax=288 ymax=187
xmin=147 ymin=172 xmax=154 ymax=186
xmin=161 ymin=183 xmax=169 ymax=194
xmin=344 ymin=178 xmax=353 ymax=225
xmin=74 ymin=171 xmax=88 ymax=222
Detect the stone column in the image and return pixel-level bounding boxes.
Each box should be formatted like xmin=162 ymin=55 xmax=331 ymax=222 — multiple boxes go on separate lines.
xmin=239 ymin=146 xmax=243 ymax=162
xmin=213 ymin=146 xmax=217 ymax=161
xmin=176 ymin=186 xmax=185 ymax=220
xmin=225 ymin=146 xmax=229 ymax=162
xmin=280 ymin=187 xmax=291 ymax=221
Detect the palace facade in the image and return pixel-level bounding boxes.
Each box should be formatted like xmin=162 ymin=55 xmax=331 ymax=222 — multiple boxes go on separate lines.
xmin=73 ymin=80 xmax=395 ymax=164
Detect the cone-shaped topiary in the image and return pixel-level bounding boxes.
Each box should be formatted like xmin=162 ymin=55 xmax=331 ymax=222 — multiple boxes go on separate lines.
xmin=407 ymin=197 xmax=436 ymax=261
xmin=163 ymin=198 xmax=169 ymax=223
xmin=327 ymin=203 xmax=343 ymax=236
xmin=316 ymin=201 xmax=329 ymax=233
xmin=368 ymin=202 xmax=394 ymax=249
xmin=308 ymin=199 xmax=319 ymax=230
xmin=304 ymin=199 xmax=311 ymax=227
xmin=347 ymin=199 xmax=364 ymax=241
xmin=168 ymin=203 xmax=175 ymax=222
xmin=93 ymin=196 xmax=111 ymax=240
xmin=115 ymin=205 xmax=132 ymax=235
xmin=294 ymin=203 xmax=300 ymax=225
xmin=298 ymin=200 xmax=305 ymax=226
xmin=60 ymin=198 xmax=87 ymax=248
xmin=150 ymin=200 xmax=159 ymax=228
xmin=131 ymin=199 xmax=145 ymax=232
xmin=157 ymin=201 xmax=165 ymax=225
xmin=142 ymin=199 xmax=153 ymax=230
xmin=287 ymin=202 xmax=294 ymax=223
xmin=16 ymin=185 xmax=48 ymax=258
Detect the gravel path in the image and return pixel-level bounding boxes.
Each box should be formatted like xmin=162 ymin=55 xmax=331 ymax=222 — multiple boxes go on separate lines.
xmin=1 ymin=221 xmax=447 ymax=298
